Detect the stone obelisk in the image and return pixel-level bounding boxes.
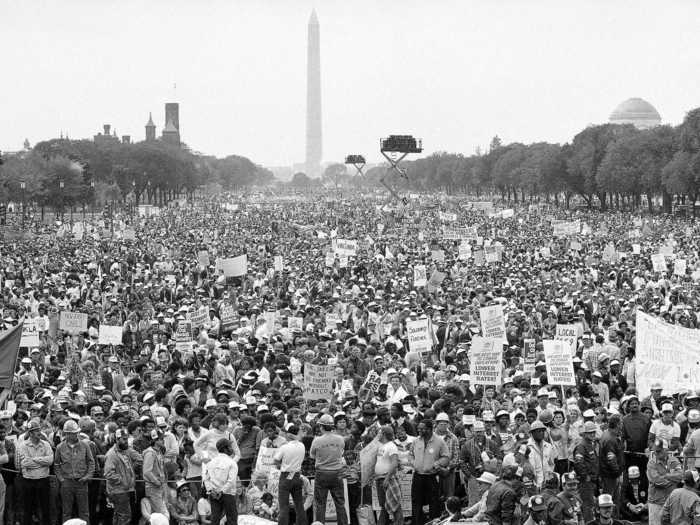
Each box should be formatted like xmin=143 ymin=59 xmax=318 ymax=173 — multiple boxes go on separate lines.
xmin=305 ymin=9 xmax=322 ymax=178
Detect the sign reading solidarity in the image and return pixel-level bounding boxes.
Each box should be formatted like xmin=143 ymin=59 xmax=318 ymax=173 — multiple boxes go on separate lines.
xmin=98 ymin=325 xmax=123 ymax=346
xmin=543 ymin=340 xmax=575 ymax=386
xmin=303 ymin=363 xmax=334 ymax=400
xmin=59 ymin=311 xmax=88 ymax=334
xmin=469 ymin=336 xmax=502 ymax=386
xmin=406 ymin=318 xmax=431 ymax=354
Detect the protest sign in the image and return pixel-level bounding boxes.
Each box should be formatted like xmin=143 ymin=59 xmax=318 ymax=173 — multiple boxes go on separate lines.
xmin=438 ymin=211 xmax=457 ymax=222
xmin=361 ymin=370 xmax=382 ymax=393
xmin=303 ymin=363 xmax=334 ymax=400
xmin=197 ymin=250 xmax=210 ymax=268
xmin=428 ymin=270 xmax=446 ymax=289
xmin=325 ymin=252 xmax=335 ymax=267
xmin=480 ymin=305 xmax=506 ymax=343
xmin=20 ymin=318 xmax=40 ymax=347
xmin=59 ymin=311 xmax=88 ymax=334
xmin=413 ymin=265 xmax=427 ymax=287
xmin=238 ymin=516 xmax=276 ymax=525
xmin=98 ymin=325 xmax=123 ymax=346
xmin=473 ymin=249 xmax=485 ymax=265
xmin=632 ymin=243 xmax=641 ymax=255
xmin=334 ymin=239 xmax=358 ymax=257
xmin=523 ymin=338 xmax=536 ymax=374
xmin=543 ymin=340 xmax=575 ymax=386
xmin=273 ymin=255 xmax=283 ymax=272
xmin=674 ymin=258 xmax=687 ymax=276
xmin=254 ymin=447 xmax=277 ymax=474
xmin=636 ymin=311 xmax=700 ymax=397
xmin=220 ymin=255 xmax=248 ymax=277
xmin=175 ymin=320 xmax=193 ymax=352
xmin=458 ymin=241 xmax=472 ymax=260
xmin=485 ymin=245 xmax=501 ymax=263
xmin=123 ymin=228 xmax=136 ymax=241
xmin=188 ymin=311 xmax=208 ymax=330
xmin=469 ymin=337 xmax=502 ymax=386
xmin=220 ymin=305 xmax=238 ymax=332
xmin=430 ymin=249 xmax=445 ymax=263
xmin=552 ymin=220 xmax=580 ymax=236
xmin=287 ymin=316 xmax=303 ymax=332
xmin=554 ymin=324 xmax=578 ymax=353
xmin=501 ymin=209 xmax=514 ymax=219
xmin=651 ymin=253 xmax=666 ymax=272
xmin=406 ymin=318 xmax=431 ymax=354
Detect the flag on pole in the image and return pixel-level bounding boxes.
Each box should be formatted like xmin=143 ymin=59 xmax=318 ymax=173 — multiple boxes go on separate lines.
xmin=0 ymin=321 xmax=24 ymax=388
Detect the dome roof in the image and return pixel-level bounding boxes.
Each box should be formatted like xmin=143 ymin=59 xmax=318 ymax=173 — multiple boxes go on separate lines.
xmin=609 ymin=98 xmax=661 ymax=128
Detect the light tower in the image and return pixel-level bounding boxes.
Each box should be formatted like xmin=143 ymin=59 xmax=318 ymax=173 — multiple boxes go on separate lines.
xmin=379 ymin=135 xmax=422 ymax=205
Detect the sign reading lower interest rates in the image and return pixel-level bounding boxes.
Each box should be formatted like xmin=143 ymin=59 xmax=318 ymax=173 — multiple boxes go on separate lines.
xmin=543 ymin=339 xmax=576 ymax=386
xmin=469 ymin=336 xmax=502 ymax=386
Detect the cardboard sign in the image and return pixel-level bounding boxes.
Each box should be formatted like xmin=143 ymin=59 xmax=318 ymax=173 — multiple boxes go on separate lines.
xmin=288 ymin=316 xmax=303 ymax=332
xmin=221 ymin=255 xmax=248 ymax=277
xmin=480 ymin=305 xmax=506 ymax=343
xmin=273 ymin=255 xmax=283 ymax=272
xmin=334 ymin=239 xmax=358 ymax=257
xmin=543 ymin=340 xmax=575 ymax=386
xmin=197 ymin=250 xmax=210 ymax=268
xmin=430 ymin=249 xmax=445 ymax=263
xmin=188 ymin=311 xmax=208 ymax=330
xmin=254 ymin=446 xmax=277 ymax=474
xmin=674 ymin=258 xmax=687 ymax=276
xmin=554 ymin=324 xmax=578 ymax=353
xmin=361 ymin=370 xmax=382 ymax=393
xmin=413 ymin=265 xmax=427 ymax=287
xmin=406 ymin=318 xmax=431 ymax=354
xmin=59 ymin=312 xmax=88 ymax=334
xmin=20 ymin=318 xmax=40 ymax=347
xmin=98 ymin=325 xmax=123 ymax=346
xmin=469 ymin=336 xmax=502 ymax=386
xmin=303 ymin=363 xmax=335 ymax=400
xmin=175 ymin=320 xmax=193 ymax=352
xmin=651 ymin=253 xmax=667 ymax=273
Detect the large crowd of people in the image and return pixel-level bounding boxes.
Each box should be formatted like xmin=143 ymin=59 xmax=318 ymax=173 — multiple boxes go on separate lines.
xmin=2 ymin=192 xmax=700 ymax=525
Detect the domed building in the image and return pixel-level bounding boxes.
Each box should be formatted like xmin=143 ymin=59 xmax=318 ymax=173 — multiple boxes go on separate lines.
xmin=609 ymin=97 xmax=661 ymax=129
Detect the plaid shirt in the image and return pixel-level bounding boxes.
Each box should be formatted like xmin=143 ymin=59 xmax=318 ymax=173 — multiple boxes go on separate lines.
xmin=438 ymin=430 xmax=461 ymax=470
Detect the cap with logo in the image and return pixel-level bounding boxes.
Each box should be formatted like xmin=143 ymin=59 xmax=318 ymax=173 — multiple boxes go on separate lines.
xmin=529 ymin=495 xmax=546 ymax=511
xmin=598 ymin=494 xmax=614 ymax=508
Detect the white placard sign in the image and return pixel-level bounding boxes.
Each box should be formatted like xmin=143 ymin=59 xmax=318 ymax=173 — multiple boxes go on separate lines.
xmin=543 ymin=339 xmax=576 ymax=386
xmin=469 ymin=336 xmax=502 ymax=386
xmin=480 ymin=305 xmax=506 ymax=343
xmin=98 ymin=325 xmax=123 ymax=346
xmin=413 ymin=265 xmax=427 ymax=287
xmin=406 ymin=318 xmax=431 ymax=354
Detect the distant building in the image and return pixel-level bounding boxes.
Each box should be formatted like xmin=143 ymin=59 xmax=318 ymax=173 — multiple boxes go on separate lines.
xmin=145 ymin=113 xmax=156 ymax=141
xmin=609 ymin=98 xmax=661 ymax=129
xmin=94 ymin=124 xmax=121 ymax=145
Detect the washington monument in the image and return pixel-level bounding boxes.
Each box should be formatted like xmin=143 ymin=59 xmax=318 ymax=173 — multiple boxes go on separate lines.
xmin=305 ymin=9 xmax=322 ymax=179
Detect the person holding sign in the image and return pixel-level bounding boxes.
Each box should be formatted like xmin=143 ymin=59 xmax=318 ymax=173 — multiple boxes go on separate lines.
xmin=310 ymin=414 xmax=348 ymax=525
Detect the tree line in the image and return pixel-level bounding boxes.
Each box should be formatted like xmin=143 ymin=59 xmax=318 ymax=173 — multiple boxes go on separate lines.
xmin=0 ymin=138 xmax=274 ymax=209
xmin=301 ymin=107 xmax=700 ymax=213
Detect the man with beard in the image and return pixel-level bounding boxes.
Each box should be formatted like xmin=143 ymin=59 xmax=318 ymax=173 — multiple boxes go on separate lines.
xmin=103 ymin=428 xmax=143 ymax=525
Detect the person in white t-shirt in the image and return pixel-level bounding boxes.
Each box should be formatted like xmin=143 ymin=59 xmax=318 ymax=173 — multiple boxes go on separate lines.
xmin=274 ymin=424 xmax=308 ymax=525
xmin=649 ymin=403 xmax=681 ymax=452
xmin=374 ymin=425 xmax=402 ymax=525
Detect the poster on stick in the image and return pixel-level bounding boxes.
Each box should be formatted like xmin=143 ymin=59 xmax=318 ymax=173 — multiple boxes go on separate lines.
xmin=469 ymin=336 xmax=502 ymax=386
xmin=303 ymin=363 xmax=334 ymax=400
xmin=543 ymin=340 xmax=575 ymax=386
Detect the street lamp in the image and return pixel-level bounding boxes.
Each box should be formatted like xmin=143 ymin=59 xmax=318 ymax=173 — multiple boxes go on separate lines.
xmin=20 ymin=180 xmax=26 ymax=227
xmin=59 ymin=180 xmax=65 ymax=221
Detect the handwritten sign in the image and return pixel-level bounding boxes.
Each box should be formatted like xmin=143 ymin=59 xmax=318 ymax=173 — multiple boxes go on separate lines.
xmin=20 ymin=318 xmax=40 ymax=347
xmin=254 ymin=446 xmax=277 ymax=474
xmin=220 ymin=255 xmax=248 ymax=277
xmin=554 ymin=324 xmax=578 ymax=353
xmin=175 ymin=320 xmax=193 ymax=352
xmin=406 ymin=318 xmax=431 ymax=354
xmin=303 ymin=363 xmax=334 ymax=400
xmin=98 ymin=325 xmax=123 ymax=346
xmin=651 ymin=253 xmax=667 ymax=273
xmin=334 ymin=239 xmax=358 ymax=257
xmin=413 ymin=265 xmax=427 ymax=287
xmin=59 ymin=312 xmax=88 ymax=334
xmin=469 ymin=337 xmax=502 ymax=386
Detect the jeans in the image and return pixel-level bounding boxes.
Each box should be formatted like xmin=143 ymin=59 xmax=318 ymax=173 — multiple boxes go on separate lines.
xmin=376 ymin=478 xmax=403 ymax=525
xmin=22 ymin=477 xmax=50 ymax=525
xmin=211 ymin=493 xmax=238 ymax=525
xmin=314 ymin=470 xmax=348 ymax=525
xmin=279 ymin=473 xmax=307 ymax=525
xmin=110 ymin=492 xmax=133 ymax=525
xmin=411 ymin=473 xmax=439 ymax=525
xmin=649 ymin=503 xmax=663 ymax=525
xmin=60 ymin=478 xmax=90 ymax=524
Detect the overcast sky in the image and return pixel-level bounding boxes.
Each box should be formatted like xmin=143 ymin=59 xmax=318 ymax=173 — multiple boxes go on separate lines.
xmin=2 ymin=0 xmax=699 ymax=167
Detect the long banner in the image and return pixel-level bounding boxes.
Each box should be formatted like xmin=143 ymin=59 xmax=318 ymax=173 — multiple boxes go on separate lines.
xmin=636 ymin=311 xmax=700 ymax=396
